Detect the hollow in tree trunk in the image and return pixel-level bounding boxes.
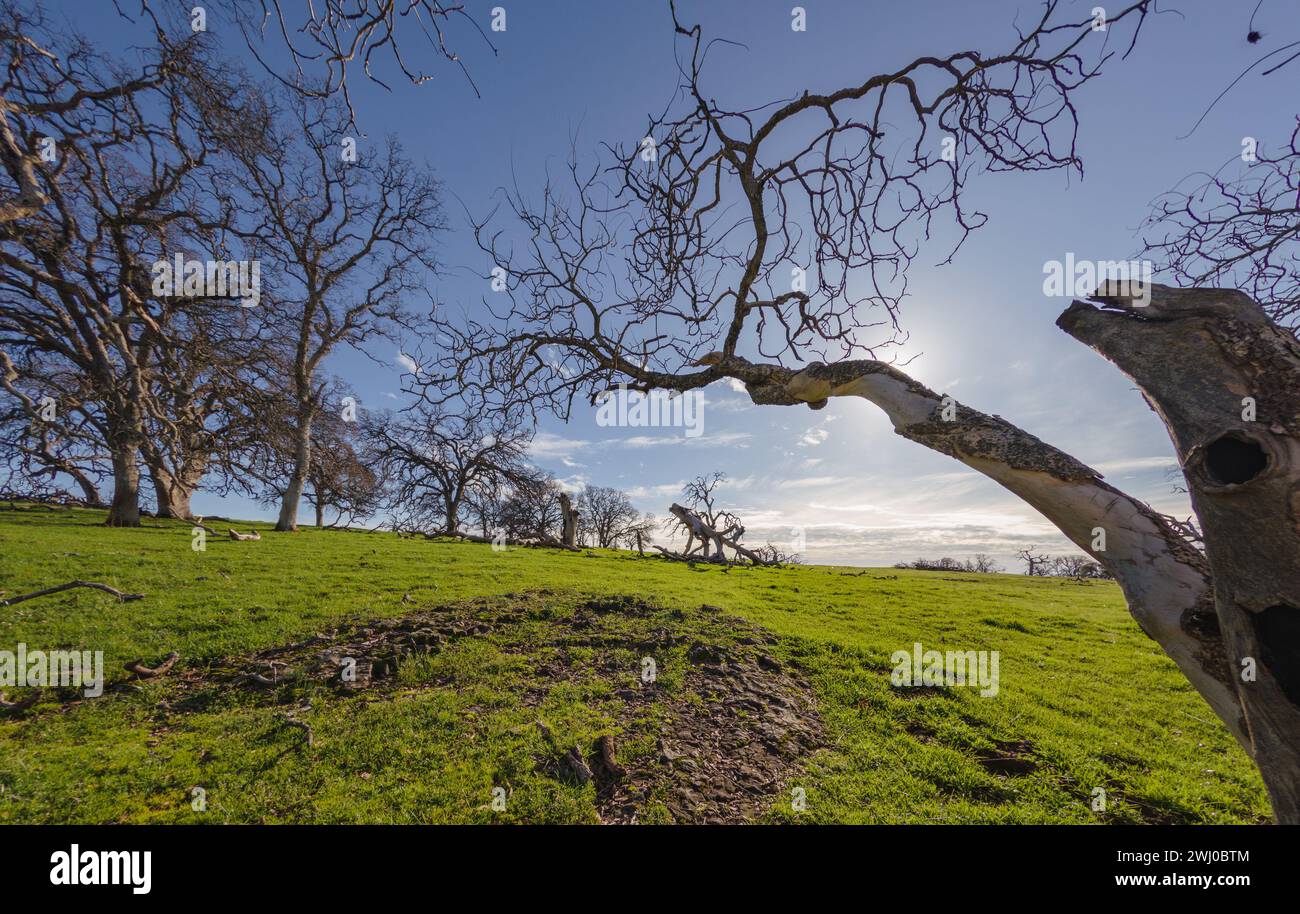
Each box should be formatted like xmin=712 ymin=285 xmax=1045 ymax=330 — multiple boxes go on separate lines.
xmin=1059 ymin=283 xmax=1300 ymax=823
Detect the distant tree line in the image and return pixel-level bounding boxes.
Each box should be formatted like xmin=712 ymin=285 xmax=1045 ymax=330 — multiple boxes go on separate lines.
xmin=894 ymin=549 xmax=1114 ymax=580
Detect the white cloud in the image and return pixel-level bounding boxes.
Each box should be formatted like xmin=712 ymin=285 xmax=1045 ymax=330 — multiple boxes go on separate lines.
xmin=798 ymin=427 xmax=830 ymax=447
xmin=620 ymin=431 xmax=752 ymax=449
xmin=529 ymin=431 xmax=591 ymax=460
xmin=1093 ymin=456 xmax=1177 ymax=474
xmin=779 ymin=475 xmax=852 ymax=489
xmin=627 ymin=481 xmax=686 ymax=499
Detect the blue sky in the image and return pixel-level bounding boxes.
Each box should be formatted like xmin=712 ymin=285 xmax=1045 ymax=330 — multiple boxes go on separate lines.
xmin=60 ymin=1 xmax=1296 ymax=566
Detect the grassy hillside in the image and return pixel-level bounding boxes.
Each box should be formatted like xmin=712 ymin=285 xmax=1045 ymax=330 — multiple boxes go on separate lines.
xmin=0 ymin=504 xmax=1268 ymax=824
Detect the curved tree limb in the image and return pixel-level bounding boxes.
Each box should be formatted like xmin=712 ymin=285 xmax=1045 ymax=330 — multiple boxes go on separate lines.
xmin=707 ymin=351 xmax=1250 ymax=756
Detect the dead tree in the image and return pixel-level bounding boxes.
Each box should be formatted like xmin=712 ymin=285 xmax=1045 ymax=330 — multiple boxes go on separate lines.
xmin=558 ymin=491 xmax=579 ymax=549
xmin=1060 ymin=282 xmax=1300 ymax=822
xmin=417 ymin=3 xmax=1300 ymax=821
xmin=1016 ymin=547 xmax=1051 ymax=577
xmin=660 ymin=502 xmax=775 ymax=566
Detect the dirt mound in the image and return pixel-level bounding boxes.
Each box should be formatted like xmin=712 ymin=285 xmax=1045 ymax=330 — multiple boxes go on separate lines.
xmin=171 ymin=594 xmax=824 ymax=824
xmin=590 ymin=635 xmax=821 ymax=824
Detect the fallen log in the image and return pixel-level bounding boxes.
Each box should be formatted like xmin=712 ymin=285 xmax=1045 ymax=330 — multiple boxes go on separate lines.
xmin=1 ymin=580 xmax=144 ymax=607
xmin=451 ymin=530 xmax=580 ymax=552
xmin=662 ymin=505 xmax=779 ymax=566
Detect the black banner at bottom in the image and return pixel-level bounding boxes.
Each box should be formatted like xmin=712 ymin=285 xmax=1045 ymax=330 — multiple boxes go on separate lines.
xmin=0 ymin=824 xmax=1278 ymax=897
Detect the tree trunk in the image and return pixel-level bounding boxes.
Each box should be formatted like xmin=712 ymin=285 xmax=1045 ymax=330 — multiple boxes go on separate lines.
xmin=149 ymin=467 xmax=189 ymax=520
xmin=106 ymin=446 xmax=141 ymax=527
xmin=735 ymin=353 xmax=1249 ymax=757
xmin=1059 ymin=283 xmax=1300 ymax=823
xmin=70 ymin=470 xmax=104 ymax=508
xmin=559 ymin=492 xmax=578 ymax=548
xmin=315 ymin=500 xmax=325 ymax=528
xmin=276 ymin=410 xmax=313 ymax=532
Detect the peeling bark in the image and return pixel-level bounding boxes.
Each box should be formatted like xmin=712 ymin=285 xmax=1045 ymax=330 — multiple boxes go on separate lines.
xmin=1059 ymin=283 xmax=1300 ymax=822
xmin=725 ymin=352 xmax=1249 ymax=757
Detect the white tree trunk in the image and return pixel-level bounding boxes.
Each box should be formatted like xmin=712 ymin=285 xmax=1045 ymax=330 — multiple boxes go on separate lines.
xmin=738 ymin=354 xmax=1249 ymax=756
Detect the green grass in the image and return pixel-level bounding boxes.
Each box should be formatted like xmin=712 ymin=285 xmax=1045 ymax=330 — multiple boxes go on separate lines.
xmin=0 ymin=503 xmax=1269 ymax=824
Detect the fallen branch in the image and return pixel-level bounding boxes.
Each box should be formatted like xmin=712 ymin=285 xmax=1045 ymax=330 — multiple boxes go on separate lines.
xmin=0 ymin=690 xmax=40 ymax=712
xmin=276 ymin=714 xmax=314 ymax=749
xmin=0 ymin=580 xmax=145 ymax=607
xmin=452 ymin=530 xmax=580 ymax=552
xmin=666 ymin=503 xmax=778 ymax=566
xmin=124 ymin=651 xmax=179 ymax=679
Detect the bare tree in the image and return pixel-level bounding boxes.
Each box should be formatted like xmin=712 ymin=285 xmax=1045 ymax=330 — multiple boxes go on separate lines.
xmin=369 ymin=401 xmax=531 ymax=536
xmin=0 ymin=348 xmax=107 ymax=505
xmin=1016 ymin=547 xmax=1051 ymax=577
xmin=576 ymin=484 xmax=641 ymax=548
xmin=497 ymin=469 xmax=565 ymax=543
xmin=217 ymin=89 xmax=444 ymax=531
xmin=416 ymin=4 xmax=1300 ymax=821
xmin=0 ymin=1 xmax=195 ymax=224
xmin=0 ymin=10 xmax=248 ymax=525
xmin=303 ymin=407 xmax=382 ymax=528
xmin=1143 ymin=119 xmax=1300 ymax=331
xmin=221 ymin=0 xmax=496 ymax=114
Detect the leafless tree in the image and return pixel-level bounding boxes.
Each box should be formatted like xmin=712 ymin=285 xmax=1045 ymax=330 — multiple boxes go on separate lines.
xmin=678 ymin=472 xmax=742 ymax=535
xmin=0 ymin=1 xmax=195 ymax=225
xmin=1016 ymin=546 xmax=1051 ymax=577
xmin=497 ymin=469 xmax=565 ymax=543
xmin=414 ymin=3 xmax=1300 ymax=821
xmin=0 ymin=348 xmax=107 ymax=504
xmin=369 ymin=401 xmax=531 ymax=536
xmin=216 ymin=89 xmax=444 ymax=531
xmin=0 ymin=7 xmax=251 ymax=525
xmin=1143 ymin=119 xmax=1300 ymax=331
xmin=303 ymin=406 xmax=382 ymax=528
xmin=220 ymin=0 xmax=496 ymax=114
xmin=577 ymin=484 xmax=642 ymax=548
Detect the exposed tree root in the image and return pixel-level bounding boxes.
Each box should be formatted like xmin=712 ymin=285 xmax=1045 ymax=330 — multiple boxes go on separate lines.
xmin=124 ymin=651 xmax=179 ymax=679
xmin=0 ymin=689 xmax=40 ymax=712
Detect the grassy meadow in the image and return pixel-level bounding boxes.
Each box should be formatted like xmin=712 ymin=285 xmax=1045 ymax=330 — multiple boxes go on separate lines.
xmin=0 ymin=503 xmax=1268 ymax=824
